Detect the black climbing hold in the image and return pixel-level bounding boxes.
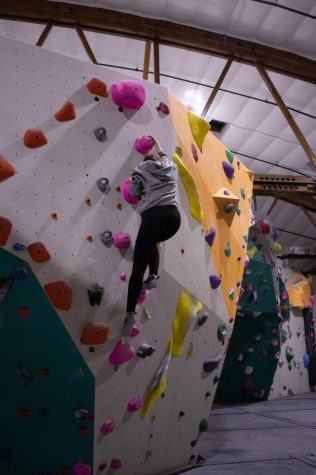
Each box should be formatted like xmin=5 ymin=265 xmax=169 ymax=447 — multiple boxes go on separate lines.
xmin=205 ymin=391 xmax=211 ymax=398
xmin=96 ymin=177 xmax=110 ymax=194
xmin=87 ymin=282 xmax=104 ymax=306
xmin=99 ymin=230 xmax=112 ymax=246
xmin=0 ymin=275 xmax=14 ymax=304
xmin=190 ymin=439 xmax=197 ymax=447
xmin=178 ymin=410 xmax=185 ymax=418
xmin=137 ymin=343 xmax=156 ymax=358
xmin=94 ymin=127 xmax=107 ymax=142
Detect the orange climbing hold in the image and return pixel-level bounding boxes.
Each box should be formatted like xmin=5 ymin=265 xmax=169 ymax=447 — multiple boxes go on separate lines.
xmin=80 ymin=322 xmax=110 ymax=345
xmin=87 ymin=78 xmax=108 ymax=97
xmin=23 ymin=129 xmax=48 ymax=149
xmin=44 ymin=280 xmax=72 ymax=310
xmin=0 ymin=216 xmax=12 ymax=246
xmin=18 ymin=308 xmax=30 ymax=319
xmin=28 ymin=242 xmax=51 ymax=263
xmin=55 ymin=101 xmax=76 ymax=121
xmin=0 ymin=155 xmax=16 ymax=181
xmin=85 ymin=198 xmax=92 ymax=206
xmin=51 ymin=212 xmax=58 ymax=220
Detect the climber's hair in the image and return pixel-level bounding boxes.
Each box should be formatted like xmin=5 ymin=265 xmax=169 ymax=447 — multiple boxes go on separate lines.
xmin=143 ymin=152 xmax=166 ymax=162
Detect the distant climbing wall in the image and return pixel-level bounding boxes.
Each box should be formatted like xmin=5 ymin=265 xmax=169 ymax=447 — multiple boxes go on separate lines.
xmin=0 ymin=37 xmax=253 ymax=475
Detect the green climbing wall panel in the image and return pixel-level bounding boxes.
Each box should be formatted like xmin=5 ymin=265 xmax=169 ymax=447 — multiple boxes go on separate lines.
xmin=0 ymin=248 xmax=94 ymax=475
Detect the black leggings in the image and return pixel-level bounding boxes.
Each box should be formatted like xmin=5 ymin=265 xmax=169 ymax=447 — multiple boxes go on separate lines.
xmin=126 ymin=205 xmax=181 ymax=312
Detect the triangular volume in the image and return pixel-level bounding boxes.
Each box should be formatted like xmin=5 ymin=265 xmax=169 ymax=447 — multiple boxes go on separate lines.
xmin=187 ymin=112 xmax=210 ymax=152
xmin=213 ymin=188 xmax=240 ymax=226
xmin=246 ymin=168 xmax=254 ymax=181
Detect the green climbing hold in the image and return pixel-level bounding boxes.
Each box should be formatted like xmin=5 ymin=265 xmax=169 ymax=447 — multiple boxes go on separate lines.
xmin=213 ymin=375 xmax=219 ymax=384
xmin=199 ymin=419 xmax=208 ymax=432
xmin=243 ymin=235 xmax=248 ymax=243
xmin=240 ymin=188 xmax=246 ymax=199
xmin=236 ymin=206 xmax=241 ymax=216
xmin=285 ymin=346 xmax=294 ymax=363
xmin=225 ymin=150 xmax=234 ymax=164
xmin=224 ymin=242 xmax=231 ymax=257
xmin=217 ymin=324 xmax=227 ymax=344
xmin=228 ymin=289 xmax=235 ymax=300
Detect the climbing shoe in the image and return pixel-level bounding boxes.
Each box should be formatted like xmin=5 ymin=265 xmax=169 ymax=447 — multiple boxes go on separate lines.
xmin=121 ymin=312 xmax=137 ymax=337
xmin=143 ymin=274 xmax=160 ymax=290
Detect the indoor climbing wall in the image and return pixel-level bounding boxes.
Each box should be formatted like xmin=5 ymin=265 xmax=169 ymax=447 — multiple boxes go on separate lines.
xmin=0 ymin=36 xmax=253 ymax=475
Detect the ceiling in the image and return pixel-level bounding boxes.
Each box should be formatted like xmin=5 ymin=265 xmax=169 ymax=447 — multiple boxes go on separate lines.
xmin=0 ymin=0 xmax=316 ymax=271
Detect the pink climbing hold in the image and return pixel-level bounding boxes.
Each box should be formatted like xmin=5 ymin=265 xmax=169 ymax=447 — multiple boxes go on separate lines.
xmin=238 ymin=287 xmax=245 ymax=300
xmin=191 ymin=143 xmax=198 ymax=162
xmin=119 ymin=273 xmax=127 ymax=282
xmin=100 ymin=419 xmax=115 ymax=435
xmin=112 ymin=232 xmax=131 ymax=249
xmin=122 ymin=179 xmax=139 ymax=205
xmin=110 ymin=459 xmax=122 ymax=469
xmin=130 ymin=325 xmax=140 ymax=337
xmin=134 ymin=136 xmax=154 ymax=155
xmin=244 ymin=255 xmax=250 ymax=267
xmin=137 ymin=288 xmax=148 ymax=304
xmin=127 ymin=395 xmax=143 ymax=412
xmin=72 ymin=462 xmax=92 ymax=475
xmin=111 ymin=80 xmax=146 ymax=110
xmin=108 ymin=340 xmax=135 ymax=366
xmin=260 ymin=218 xmax=270 ymax=235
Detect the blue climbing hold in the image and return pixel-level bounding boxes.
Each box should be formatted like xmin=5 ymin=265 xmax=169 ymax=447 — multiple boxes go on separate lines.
xmin=13 ymin=243 xmax=27 ymax=251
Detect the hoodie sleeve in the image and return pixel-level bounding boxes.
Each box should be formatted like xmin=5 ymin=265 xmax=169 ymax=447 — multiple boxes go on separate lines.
xmin=129 ymin=172 xmax=144 ymax=199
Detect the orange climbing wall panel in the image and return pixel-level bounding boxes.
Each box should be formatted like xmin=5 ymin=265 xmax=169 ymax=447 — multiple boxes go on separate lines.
xmin=169 ymin=94 xmax=253 ymax=319
xmin=288 ymin=272 xmax=312 ymax=308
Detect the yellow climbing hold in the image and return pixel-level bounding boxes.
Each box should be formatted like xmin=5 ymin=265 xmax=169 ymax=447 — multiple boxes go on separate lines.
xmin=141 ymin=340 xmax=172 ymax=418
xmin=274 ymin=242 xmax=282 ymax=253
xmin=171 ymin=291 xmax=203 ymax=358
xmin=247 ymin=246 xmax=257 ymax=260
xmin=186 ymin=342 xmax=193 ymax=360
xmin=188 ymin=111 xmax=210 ymax=151
xmin=173 ymin=152 xmax=203 ymax=223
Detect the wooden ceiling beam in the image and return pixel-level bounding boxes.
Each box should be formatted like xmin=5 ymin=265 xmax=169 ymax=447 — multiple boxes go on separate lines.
xmin=35 ymin=22 xmax=53 ymax=47
xmin=201 ymin=58 xmax=233 ymax=118
xmin=142 ymin=40 xmax=151 ymax=80
xmin=1 ymin=1 xmax=316 ymax=84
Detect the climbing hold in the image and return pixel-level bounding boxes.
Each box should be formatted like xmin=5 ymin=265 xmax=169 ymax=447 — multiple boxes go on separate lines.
xmin=198 ymin=312 xmax=208 ymax=327
xmin=244 ymin=366 xmax=253 ymax=375
xmin=247 ymin=246 xmax=257 ymax=260
xmin=16 ymin=409 xmax=31 ymax=418
xmin=189 ymin=455 xmax=195 ymax=463
xmin=225 ymin=150 xmax=234 ymax=164
xmin=110 ymin=459 xmax=122 ymax=469
xmin=85 ymin=198 xmax=91 ymax=206
xmin=190 ymin=439 xmax=197 ymax=447
xmin=217 ymin=324 xmax=227 ymax=344
xmin=74 ymin=408 xmax=93 ymax=420
xmin=186 ymin=342 xmax=193 ymax=360
xmin=236 ymin=353 xmax=244 ymax=363
xmin=137 ymin=288 xmax=148 ymax=304
xmin=228 ymin=289 xmax=234 ymax=300
xmin=115 ymin=186 xmax=121 ymax=193
xmin=222 ymin=161 xmax=235 ymax=179
xmin=0 ymin=155 xmax=16 ymax=181
xmin=156 ymin=101 xmax=169 ymax=115
xmin=99 ymin=463 xmax=107 ymax=472
xmin=224 ymin=203 xmax=236 ymax=214
xmin=96 ymin=177 xmax=110 ymax=194
xmin=78 ymin=427 xmax=92 ymax=437
xmin=203 ymin=354 xmax=221 ymax=373
xmin=72 ymin=462 xmax=92 ymax=475
xmin=16 ymin=363 xmax=34 ymax=385
xmin=99 ymin=230 xmax=112 ymax=246
xmin=0 ymin=216 xmax=12 ymax=246
xmin=27 ymin=241 xmax=51 ymax=263
xmin=191 ymin=143 xmax=199 ymax=162
xmin=85 ymin=235 xmax=93 ymax=242
xmin=188 ymin=111 xmax=210 ymax=151
xmin=303 ymin=354 xmax=310 ymax=368
xmin=224 ymin=242 xmax=231 ymax=257
xmin=100 ymin=419 xmax=115 ymax=435
xmin=236 ymin=206 xmax=241 ymax=216
xmin=144 ymin=451 xmax=152 ymax=461
xmin=94 ymin=127 xmax=107 ymax=142
xmin=122 ymin=179 xmax=139 ymax=205
xmin=13 ymin=242 xmax=27 ymax=251
xmin=173 ymin=153 xmax=203 ymax=223
xmin=15 ymin=266 xmax=29 ymax=280
xmin=209 ymin=274 xmax=221 ymax=289
xmin=260 ymin=218 xmax=270 ymax=234
xmin=199 ymin=419 xmax=208 ymax=432
xmin=87 ymin=282 xmax=103 ymax=306
xmin=271 ymin=227 xmax=279 ymax=241
xmin=23 ymin=129 xmax=48 ymax=149
xmin=213 ymin=188 xmax=239 ymax=223
xmin=111 ymin=79 xmax=146 ymax=109
xmin=18 ymin=307 xmax=30 ymax=319
xmin=119 ymin=273 xmax=127 ymax=282
xmin=143 ymin=306 xmax=151 ymax=319
xmin=127 ymin=395 xmax=143 ymax=412
xmin=171 ymin=291 xmax=203 ymax=358
xmin=87 ymin=77 xmax=108 ymax=97
xmin=205 ymin=391 xmax=211 ymax=398
xmin=253 ymin=332 xmax=262 ymax=342
xmin=55 ymin=101 xmax=76 ymax=121
xmin=51 ymin=212 xmax=58 ymax=220
xmin=134 ymin=136 xmax=154 ymax=155
xmin=244 ymin=381 xmax=254 ymax=390
xmin=44 ymin=281 xmax=72 ymax=310
xmin=80 ymin=322 xmax=109 ymax=346
xmin=240 ymin=188 xmax=246 ymax=199
xmin=112 ymin=232 xmax=131 ymax=249
xmin=244 ymin=255 xmax=250 ymax=268
xmin=204 ymin=227 xmax=216 ymax=247
xmin=178 ymin=410 xmax=185 ymax=418
xmin=141 ymin=339 xmax=172 ymax=417
xmin=285 ymin=346 xmax=294 ymax=363
xmin=137 ymin=343 xmax=156 ymax=358
xmin=254 ymin=389 xmax=265 ymax=399
xmin=108 ymin=340 xmax=135 ymax=366
xmin=274 ymin=242 xmax=282 ymax=253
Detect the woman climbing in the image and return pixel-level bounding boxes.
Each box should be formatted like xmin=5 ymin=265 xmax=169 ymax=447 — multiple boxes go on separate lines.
xmin=122 ymin=136 xmax=181 ymax=335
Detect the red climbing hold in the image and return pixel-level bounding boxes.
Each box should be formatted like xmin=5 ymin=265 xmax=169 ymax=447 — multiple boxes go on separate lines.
xmin=55 ymin=101 xmax=76 ymax=121
xmin=0 ymin=216 xmax=12 ymax=246
xmin=80 ymin=323 xmax=109 ymax=345
xmin=28 ymin=241 xmax=51 ymax=263
xmin=23 ymin=129 xmax=48 ymax=149
xmin=260 ymin=218 xmax=271 ymax=235
xmin=87 ymin=78 xmax=108 ymax=97
xmin=44 ymin=281 xmax=72 ymax=310
xmin=0 ymin=155 xmax=16 ymax=181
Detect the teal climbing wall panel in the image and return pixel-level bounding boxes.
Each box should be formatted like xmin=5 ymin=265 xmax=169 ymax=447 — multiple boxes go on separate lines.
xmin=0 ymin=248 xmax=94 ymax=475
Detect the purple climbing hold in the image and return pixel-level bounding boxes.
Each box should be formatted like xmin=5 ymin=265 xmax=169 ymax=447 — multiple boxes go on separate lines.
xmin=127 ymin=395 xmax=143 ymax=412
xmin=13 ymin=242 xmax=27 ymax=251
xmin=72 ymin=462 xmax=92 ymax=475
xmin=205 ymin=227 xmax=216 ymax=247
xmin=198 ymin=312 xmax=208 ymax=327
xmin=209 ymin=274 xmax=221 ymax=289
xmin=222 ymin=161 xmax=234 ymax=179
xmin=100 ymin=419 xmax=115 ymax=435
xmin=191 ymin=143 xmax=199 ymax=162
xmin=223 ymin=189 xmax=231 ymax=196
xmin=224 ymin=203 xmax=236 ymax=214
xmin=203 ymin=354 xmax=221 ymax=373
xmin=110 ymin=459 xmax=122 ymax=469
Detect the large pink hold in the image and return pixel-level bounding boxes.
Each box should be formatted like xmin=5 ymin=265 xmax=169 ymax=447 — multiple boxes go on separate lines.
xmin=134 ymin=136 xmax=154 ymax=155
xmin=72 ymin=462 xmax=92 ymax=475
xmin=111 ymin=80 xmax=146 ymax=110
xmin=122 ymin=180 xmax=139 ymax=205
xmin=112 ymin=232 xmax=131 ymax=249
xmin=110 ymin=459 xmax=122 ymax=469
xmin=100 ymin=419 xmax=115 ymax=435
xmin=109 ymin=340 xmax=135 ymax=366
xmin=137 ymin=288 xmax=148 ymax=303
xmin=127 ymin=395 xmax=144 ymax=412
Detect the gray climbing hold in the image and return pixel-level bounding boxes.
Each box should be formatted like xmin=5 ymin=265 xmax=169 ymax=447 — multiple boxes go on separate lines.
xmin=96 ymin=177 xmax=110 ymax=194
xmin=137 ymin=343 xmax=156 ymax=358
xmin=94 ymin=127 xmax=107 ymax=142
xmin=87 ymin=282 xmax=103 ymax=306
xmin=99 ymin=230 xmax=112 ymax=246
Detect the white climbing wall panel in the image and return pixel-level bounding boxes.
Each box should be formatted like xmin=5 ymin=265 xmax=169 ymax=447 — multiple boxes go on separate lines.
xmin=0 ymin=36 xmax=232 ymax=474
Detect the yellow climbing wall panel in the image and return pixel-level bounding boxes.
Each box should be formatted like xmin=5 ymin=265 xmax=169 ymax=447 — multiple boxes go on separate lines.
xmin=169 ymin=94 xmax=253 ymax=320
xmin=288 ymin=272 xmax=312 ymax=308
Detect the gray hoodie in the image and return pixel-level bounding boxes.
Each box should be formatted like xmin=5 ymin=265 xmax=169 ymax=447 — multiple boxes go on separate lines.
xmin=129 ymin=157 xmax=178 ymax=215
